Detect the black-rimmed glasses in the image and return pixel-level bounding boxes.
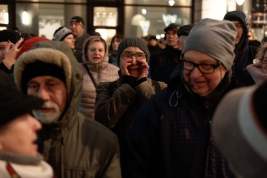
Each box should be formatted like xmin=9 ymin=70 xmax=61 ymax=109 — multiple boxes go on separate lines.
xmin=120 ymin=51 xmax=146 ymax=60
xmin=181 ymin=59 xmax=221 ymax=74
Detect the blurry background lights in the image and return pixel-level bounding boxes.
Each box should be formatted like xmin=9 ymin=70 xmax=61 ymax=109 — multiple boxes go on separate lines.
xmin=168 ymin=0 xmax=175 ymax=6
xmin=22 ymin=11 xmax=30 ymax=25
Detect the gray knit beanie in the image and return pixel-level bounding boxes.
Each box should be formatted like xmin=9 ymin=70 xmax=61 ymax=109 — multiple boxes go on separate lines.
xmin=116 ymin=36 xmax=150 ymax=66
xmin=53 ymin=27 xmax=72 ymax=41
xmin=183 ymin=18 xmax=236 ymax=71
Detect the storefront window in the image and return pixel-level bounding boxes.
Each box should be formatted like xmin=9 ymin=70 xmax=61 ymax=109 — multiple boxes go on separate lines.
xmin=124 ymin=6 xmax=191 ymax=38
xmin=125 ymin=0 xmax=191 ymax=6
xmin=16 ymin=3 xmax=87 ymax=39
xmin=94 ymin=7 xmax=118 ymax=27
xmin=0 ymin=5 xmax=8 ymax=25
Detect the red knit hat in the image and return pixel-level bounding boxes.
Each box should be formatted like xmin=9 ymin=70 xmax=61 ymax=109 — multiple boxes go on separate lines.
xmin=16 ymin=36 xmax=51 ymax=59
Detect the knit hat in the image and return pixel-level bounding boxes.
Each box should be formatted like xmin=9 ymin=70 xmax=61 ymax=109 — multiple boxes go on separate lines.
xmin=116 ymin=36 xmax=150 ymax=66
xmin=0 ymin=29 xmax=22 ymax=44
xmin=183 ymin=18 xmax=236 ymax=71
xmin=178 ymin=24 xmax=195 ymax=37
xmin=164 ymin=23 xmax=180 ymax=32
xmin=212 ymin=82 xmax=267 ymax=178
xmin=21 ymin=61 xmax=66 ymax=93
xmin=53 ymin=27 xmax=73 ymax=41
xmin=16 ymin=36 xmax=51 ymax=59
xmin=0 ymin=70 xmax=44 ymax=127
xmin=70 ymin=16 xmax=84 ymax=27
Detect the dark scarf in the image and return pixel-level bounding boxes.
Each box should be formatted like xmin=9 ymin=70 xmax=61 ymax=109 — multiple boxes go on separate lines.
xmin=0 ymin=151 xmax=43 ymax=165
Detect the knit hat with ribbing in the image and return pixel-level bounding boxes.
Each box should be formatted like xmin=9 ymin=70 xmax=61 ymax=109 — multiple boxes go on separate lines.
xmin=53 ymin=27 xmax=72 ymax=41
xmin=116 ymin=36 xmax=150 ymax=66
xmin=183 ymin=18 xmax=236 ymax=71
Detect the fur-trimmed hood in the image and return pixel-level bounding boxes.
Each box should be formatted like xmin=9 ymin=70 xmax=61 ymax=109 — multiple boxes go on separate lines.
xmin=14 ymin=41 xmax=83 ymax=127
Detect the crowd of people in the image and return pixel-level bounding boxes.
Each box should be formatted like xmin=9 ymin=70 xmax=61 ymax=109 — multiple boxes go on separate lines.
xmin=0 ymin=10 xmax=267 ymax=178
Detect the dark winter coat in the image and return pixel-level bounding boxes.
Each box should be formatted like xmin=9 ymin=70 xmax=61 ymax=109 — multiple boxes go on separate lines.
xmin=125 ymin=66 xmax=242 ymax=178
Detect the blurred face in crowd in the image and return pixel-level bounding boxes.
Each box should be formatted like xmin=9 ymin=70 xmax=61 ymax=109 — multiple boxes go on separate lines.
xmin=0 ymin=41 xmax=14 ymax=63
xmin=120 ymin=46 xmax=147 ymax=79
xmin=63 ymin=34 xmax=75 ymax=50
xmin=70 ymin=21 xmax=84 ymax=37
xmin=27 ymin=76 xmax=67 ymax=124
xmin=182 ymin=50 xmax=227 ymax=97
xmin=149 ymin=39 xmax=158 ymax=47
xmin=178 ymin=35 xmax=188 ymax=51
xmin=86 ymin=40 xmax=106 ymax=64
xmin=165 ymin=29 xmax=179 ymax=48
xmin=112 ymin=37 xmax=121 ymax=51
xmin=231 ymin=21 xmax=243 ymax=44
xmin=0 ymin=113 xmax=41 ymax=156
xmin=260 ymin=51 xmax=267 ymax=73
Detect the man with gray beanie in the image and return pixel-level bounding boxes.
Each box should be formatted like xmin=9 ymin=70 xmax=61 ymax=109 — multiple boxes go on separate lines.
xmin=95 ymin=36 xmax=167 ymax=176
xmin=125 ymin=19 xmax=242 ymax=177
xmin=224 ymin=10 xmax=258 ymax=86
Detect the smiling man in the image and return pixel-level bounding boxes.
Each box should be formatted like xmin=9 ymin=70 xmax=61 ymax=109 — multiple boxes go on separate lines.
xmin=223 ymin=10 xmax=258 ymax=86
xmin=14 ymin=41 xmax=121 ymax=178
xmin=95 ymin=36 xmax=167 ymax=176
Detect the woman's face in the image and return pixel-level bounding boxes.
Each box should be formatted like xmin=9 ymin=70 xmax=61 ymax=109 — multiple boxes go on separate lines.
xmin=0 ymin=113 xmax=41 ymax=156
xmin=261 ymin=51 xmax=267 ymax=73
xmin=63 ymin=34 xmax=75 ymax=50
xmin=183 ymin=50 xmax=227 ymax=97
xmin=112 ymin=37 xmax=120 ymax=51
xmin=86 ymin=41 xmax=105 ymax=64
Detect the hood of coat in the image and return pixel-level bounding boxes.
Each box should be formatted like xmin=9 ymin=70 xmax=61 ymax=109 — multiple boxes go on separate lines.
xmin=82 ymin=36 xmax=109 ymax=72
xmin=223 ymin=11 xmax=249 ymax=54
xmin=14 ymin=41 xmax=82 ymax=128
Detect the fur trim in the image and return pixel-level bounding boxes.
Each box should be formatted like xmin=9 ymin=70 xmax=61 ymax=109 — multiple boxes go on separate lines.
xmin=14 ymin=48 xmax=72 ymax=94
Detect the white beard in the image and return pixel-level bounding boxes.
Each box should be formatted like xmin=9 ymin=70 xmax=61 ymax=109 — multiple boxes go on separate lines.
xmin=32 ymin=101 xmax=61 ymax=124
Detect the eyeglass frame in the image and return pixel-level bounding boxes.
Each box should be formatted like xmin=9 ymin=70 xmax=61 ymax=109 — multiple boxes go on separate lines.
xmin=120 ymin=51 xmax=147 ymax=61
xmin=180 ymin=59 xmax=222 ymax=74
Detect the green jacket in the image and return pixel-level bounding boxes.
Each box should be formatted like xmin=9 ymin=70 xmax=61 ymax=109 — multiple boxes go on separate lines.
xmin=95 ymin=77 xmax=167 ymax=158
xmin=14 ymin=41 xmax=121 ymax=178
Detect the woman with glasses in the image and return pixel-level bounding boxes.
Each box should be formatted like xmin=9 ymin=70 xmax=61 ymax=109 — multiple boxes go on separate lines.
xmin=247 ymin=43 xmax=267 ymax=84
xmin=125 ymin=19 xmax=243 ymax=178
xmin=78 ymin=36 xmax=119 ymax=120
xmin=95 ymin=36 xmax=167 ymax=176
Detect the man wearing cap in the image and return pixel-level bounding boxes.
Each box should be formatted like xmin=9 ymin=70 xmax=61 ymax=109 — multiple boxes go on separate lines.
xmin=0 ymin=70 xmax=54 ymax=178
xmin=14 ymin=41 xmax=121 ymax=178
xmin=152 ymin=24 xmax=195 ymax=83
xmin=95 ymin=36 xmax=167 ymax=176
xmin=149 ymin=23 xmax=181 ymax=78
xmin=125 ymin=18 xmax=242 ymax=177
xmin=53 ymin=26 xmax=75 ymax=51
xmin=224 ymin=10 xmax=258 ymax=86
xmin=69 ymin=16 xmax=89 ymax=63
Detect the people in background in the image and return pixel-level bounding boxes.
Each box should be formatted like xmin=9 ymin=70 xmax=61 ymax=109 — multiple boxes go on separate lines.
xmin=69 ymin=16 xmax=89 ymax=63
xmin=125 ymin=18 xmax=241 ymax=178
xmin=0 ymin=70 xmax=53 ymax=178
xmin=14 ymin=40 xmax=121 ymax=178
xmin=248 ymin=29 xmax=261 ymax=48
xmin=79 ymin=36 xmax=119 ymax=119
xmin=53 ymin=26 xmax=75 ymax=51
xmin=247 ymin=43 xmax=267 ymax=84
xmin=224 ymin=10 xmax=258 ymax=86
xmin=109 ymin=34 xmax=124 ymax=67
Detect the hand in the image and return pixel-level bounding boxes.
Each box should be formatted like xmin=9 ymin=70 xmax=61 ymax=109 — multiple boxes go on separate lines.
xmin=120 ymin=58 xmax=132 ymax=76
xmin=135 ymin=59 xmax=149 ymax=81
xmin=2 ymin=38 xmax=24 ymax=69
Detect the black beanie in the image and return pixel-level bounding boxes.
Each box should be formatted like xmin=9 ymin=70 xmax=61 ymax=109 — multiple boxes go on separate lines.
xmin=116 ymin=36 xmax=150 ymax=66
xmin=0 ymin=29 xmax=22 ymax=44
xmin=0 ymin=70 xmax=44 ymax=127
xmin=21 ymin=61 xmax=66 ymax=93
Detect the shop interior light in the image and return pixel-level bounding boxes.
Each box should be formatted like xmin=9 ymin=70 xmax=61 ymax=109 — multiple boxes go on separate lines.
xmin=22 ymin=11 xmax=30 ymax=25
xmin=168 ymin=0 xmax=175 ymax=6
xmin=236 ymin=0 xmax=245 ymax=5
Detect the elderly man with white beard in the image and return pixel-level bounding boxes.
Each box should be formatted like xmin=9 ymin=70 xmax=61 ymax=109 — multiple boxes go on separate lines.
xmin=13 ymin=41 xmax=121 ymax=178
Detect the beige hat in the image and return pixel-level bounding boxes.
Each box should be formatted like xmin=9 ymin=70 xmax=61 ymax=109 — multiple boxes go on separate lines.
xmin=212 ymin=82 xmax=267 ymax=178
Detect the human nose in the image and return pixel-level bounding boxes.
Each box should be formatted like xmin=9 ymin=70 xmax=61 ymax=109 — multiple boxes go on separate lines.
xmin=36 ymin=86 xmax=50 ymax=101
xmin=130 ymin=55 xmax=137 ymax=65
xmin=30 ymin=115 xmax=42 ymax=131
xmin=190 ymin=66 xmax=202 ymax=78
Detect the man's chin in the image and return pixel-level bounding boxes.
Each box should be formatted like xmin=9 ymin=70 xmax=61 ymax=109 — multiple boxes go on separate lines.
xmin=32 ymin=110 xmax=60 ymax=124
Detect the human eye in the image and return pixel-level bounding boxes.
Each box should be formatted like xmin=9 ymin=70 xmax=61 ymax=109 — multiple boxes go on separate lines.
xmin=122 ymin=52 xmax=131 ymax=58
xmin=136 ymin=53 xmax=145 ymax=58
xmin=0 ymin=47 xmax=4 ymax=50
xmin=200 ymin=64 xmax=213 ymax=70
xmin=27 ymin=83 xmax=39 ymax=94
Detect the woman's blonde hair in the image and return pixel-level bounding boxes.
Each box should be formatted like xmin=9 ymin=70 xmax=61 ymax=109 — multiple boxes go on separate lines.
xmin=255 ymin=43 xmax=267 ymax=59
